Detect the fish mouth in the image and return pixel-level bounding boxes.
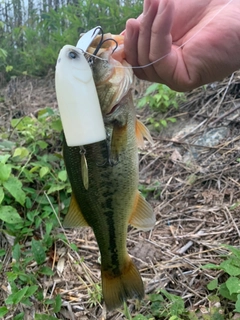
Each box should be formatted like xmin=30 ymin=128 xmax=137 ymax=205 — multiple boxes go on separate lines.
xmin=86 ymin=33 xmax=133 ymax=114
xmin=106 ymin=103 xmax=120 ymax=115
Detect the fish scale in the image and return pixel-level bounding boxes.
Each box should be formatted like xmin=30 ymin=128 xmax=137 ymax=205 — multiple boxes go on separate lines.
xmin=63 ymin=92 xmax=138 ymax=273
xmin=61 ymin=33 xmax=155 ymax=310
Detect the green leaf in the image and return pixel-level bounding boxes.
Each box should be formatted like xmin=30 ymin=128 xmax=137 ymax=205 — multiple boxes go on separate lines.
xmin=0 ymin=306 xmax=8 ymax=317
xmin=223 ymin=244 xmax=240 ymax=260
xmin=12 ymin=147 xmax=29 ymax=159
xmin=226 ymin=277 xmax=240 ymax=295
xmin=38 ymin=108 xmax=52 ymax=119
xmin=3 ymin=177 xmax=26 ymax=205
xmin=235 ymin=294 xmax=240 ymax=312
xmin=40 ymin=166 xmax=50 ymax=178
xmin=0 ymin=187 xmax=4 ymax=204
xmin=25 ymin=285 xmax=38 ymax=297
xmin=31 ymin=239 xmax=46 ymax=265
xmin=160 ymin=119 xmax=167 ymax=127
xmin=0 ymin=249 xmax=6 ymax=257
xmin=6 ymin=65 xmax=13 ymax=73
xmin=58 ymin=170 xmax=67 ymax=182
xmin=36 ymin=140 xmax=48 ymax=149
xmin=0 ymin=206 xmax=23 ymax=224
xmin=0 ymin=141 xmax=15 ymax=152
xmin=145 ymin=83 xmax=159 ymax=95
xmin=38 ymin=266 xmax=54 ymax=276
xmin=52 ymin=119 xmax=62 ymax=132
xmin=0 ymin=163 xmax=11 ymax=181
xmin=70 ymin=243 xmax=78 ymax=252
xmin=168 ymin=117 xmax=177 ymax=123
xmin=0 ymin=48 xmax=7 ymax=59
xmin=219 ymin=283 xmax=237 ymax=301
xmin=133 ymin=315 xmax=147 ymax=320
xmin=47 ymin=184 xmax=65 ymax=194
xmin=7 ymin=272 xmax=18 ymax=282
xmin=13 ymin=312 xmax=24 ymax=320
xmin=53 ymin=294 xmax=62 ymax=313
xmin=220 ymin=259 xmax=240 ymax=276
xmin=12 ymin=243 xmax=21 ymax=261
xmin=137 ymin=96 xmax=148 ymax=108
xmin=5 ymin=286 xmax=28 ymax=304
xmin=202 ymin=263 xmax=221 ymax=270
xmin=207 ymin=278 xmax=218 ymax=290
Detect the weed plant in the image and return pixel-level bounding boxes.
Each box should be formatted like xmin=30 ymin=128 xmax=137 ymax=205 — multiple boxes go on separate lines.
xmin=0 ymin=108 xmax=70 ymax=319
xmin=138 ymin=83 xmax=185 ymax=130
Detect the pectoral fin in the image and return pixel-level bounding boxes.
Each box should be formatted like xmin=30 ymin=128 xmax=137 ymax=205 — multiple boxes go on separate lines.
xmin=129 ymin=191 xmax=155 ymax=231
xmin=135 ymin=119 xmax=153 ymax=148
xmin=111 ymin=124 xmax=127 ymax=161
xmin=63 ymin=193 xmax=89 ymax=228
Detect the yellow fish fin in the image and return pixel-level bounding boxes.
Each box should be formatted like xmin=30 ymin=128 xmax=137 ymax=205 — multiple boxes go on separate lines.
xmin=101 ymin=255 xmax=144 ymax=310
xmin=129 ymin=191 xmax=155 ymax=231
xmin=111 ymin=124 xmax=127 ymax=160
xmin=135 ymin=119 xmax=153 ymax=148
xmin=81 ymin=151 xmax=89 ymax=190
xmin=63 ymin=193 xmax=89 ymax=228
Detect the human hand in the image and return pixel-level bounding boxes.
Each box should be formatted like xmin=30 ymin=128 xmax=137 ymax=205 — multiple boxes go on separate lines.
xmin=123 ymin=0 xmax=240 ymax=91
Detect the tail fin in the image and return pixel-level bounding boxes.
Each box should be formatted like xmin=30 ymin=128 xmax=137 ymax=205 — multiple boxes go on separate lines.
xmin=101 ymin=256 xmax=144 ymax=310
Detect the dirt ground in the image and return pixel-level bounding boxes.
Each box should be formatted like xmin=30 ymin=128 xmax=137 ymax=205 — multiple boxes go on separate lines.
xmin=1 ymin=71 xmax=240 ymax=319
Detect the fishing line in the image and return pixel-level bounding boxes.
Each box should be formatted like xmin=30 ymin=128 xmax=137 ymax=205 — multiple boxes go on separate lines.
xmin=84 ymin=0 xmax=233 ymax=70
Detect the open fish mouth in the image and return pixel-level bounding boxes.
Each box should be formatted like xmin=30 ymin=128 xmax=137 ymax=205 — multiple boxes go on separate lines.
xmin=85 ymin=32 xmax=134 ymax=115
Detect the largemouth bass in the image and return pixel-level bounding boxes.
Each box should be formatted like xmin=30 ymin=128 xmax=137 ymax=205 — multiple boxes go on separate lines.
xmin=61 ymin=33 xmax=155 ymax=310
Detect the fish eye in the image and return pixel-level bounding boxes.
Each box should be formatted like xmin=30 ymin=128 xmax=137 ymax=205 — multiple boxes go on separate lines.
xmin=68 ymin=51 xmax=78 ymax=59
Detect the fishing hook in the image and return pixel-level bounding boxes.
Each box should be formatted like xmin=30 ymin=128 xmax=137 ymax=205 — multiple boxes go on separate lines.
xmin=92 ymin=27 xmax=104 ymax=56
xmin=92 ymin=34 xmax=118 ymax=57
xmin=100 ymin=38 xmax=118 ymax=54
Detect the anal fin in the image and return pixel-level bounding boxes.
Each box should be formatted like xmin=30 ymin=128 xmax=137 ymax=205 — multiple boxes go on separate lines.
xmin=129 ymin=191 xmax=155 ymax=231
xmin=63 ymin=193 xmax=89 ymax=228
xmin=135 ymin=119 xmax=153 ymax=148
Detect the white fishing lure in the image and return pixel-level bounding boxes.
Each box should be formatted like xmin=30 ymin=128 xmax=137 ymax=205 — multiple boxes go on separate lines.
xmin=55 ymin=27 xmax=106 ymax=147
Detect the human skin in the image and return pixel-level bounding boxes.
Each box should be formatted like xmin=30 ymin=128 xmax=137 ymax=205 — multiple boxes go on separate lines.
xmin=123 ymin=0 xmax=240 ymax=92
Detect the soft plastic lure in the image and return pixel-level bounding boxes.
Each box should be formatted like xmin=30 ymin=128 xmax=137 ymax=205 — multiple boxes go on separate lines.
xmin=55 ymin=26 xmax=106 ymax=147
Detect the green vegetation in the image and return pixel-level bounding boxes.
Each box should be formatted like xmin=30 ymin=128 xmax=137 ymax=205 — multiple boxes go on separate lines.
xmin=118 ymin=245 xmax=240 ymax=320
xmin=0 ymin=0 xmax=143 ymax=80
xmin=138 ymin=83 xmax=185 ymax=129
xmin=203 ymin=245 xmax=240 ymax=313
xmin=0 ymin=108 xmax=70 ymax=319
xmin=0 ymin=1 xmax=239 ymax=319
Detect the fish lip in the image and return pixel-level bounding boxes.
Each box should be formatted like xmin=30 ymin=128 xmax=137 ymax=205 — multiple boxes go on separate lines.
xmin=106 ymin=103 xmax=120 ymax=115
xmin=105 ymin=90 xmax=130 ymax=115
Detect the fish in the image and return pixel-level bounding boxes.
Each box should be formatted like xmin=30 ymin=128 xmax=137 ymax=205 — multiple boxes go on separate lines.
xmin=61 ymin=32 xmax=155 ymax=310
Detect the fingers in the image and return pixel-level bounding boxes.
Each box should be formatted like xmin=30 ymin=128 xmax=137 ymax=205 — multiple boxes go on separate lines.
xmin=150 ymin=0 xmax=173 ymax=62
xmin=124 ymin=0 xmax=175 ymax=83
xmin=136 ymin=0 xmax=160 ymax=80
xmin=149 ymin=0 xmax=177 ymax=84
xmin=124 ymin=19 xmax=140 ymax=68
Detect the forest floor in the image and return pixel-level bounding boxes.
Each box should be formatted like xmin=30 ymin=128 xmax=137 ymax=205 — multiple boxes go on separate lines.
xmin=1 ymin=71 xmax=240 ymax=319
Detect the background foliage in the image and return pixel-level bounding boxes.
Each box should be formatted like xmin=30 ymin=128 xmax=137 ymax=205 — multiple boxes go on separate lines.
xmin=0 ymin=0 xmax=143 ymax=80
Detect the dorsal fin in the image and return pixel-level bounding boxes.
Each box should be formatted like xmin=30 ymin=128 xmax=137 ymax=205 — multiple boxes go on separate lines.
xmin=63 ymin=193 xmax=89 ymax=228
xmin=129 ymin=191 xmax=155 ymax=231
xmin=135 ymin=119 xmax=153 ymax=148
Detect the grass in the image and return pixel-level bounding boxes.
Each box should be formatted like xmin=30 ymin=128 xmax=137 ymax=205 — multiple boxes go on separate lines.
xmin=1 ymin=72 xmax=240 ymax=318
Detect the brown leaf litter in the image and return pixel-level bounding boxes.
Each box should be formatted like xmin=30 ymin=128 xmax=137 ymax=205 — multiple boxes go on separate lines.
xmin=1 ymin=71 xmax=240 ymax=319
